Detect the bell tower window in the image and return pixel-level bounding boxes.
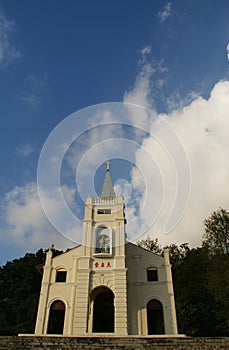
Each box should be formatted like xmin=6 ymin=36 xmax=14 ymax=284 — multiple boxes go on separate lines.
xmin=97 ymin=209 xmax=111 ymax=214
xmin=94 ymin=226 xmax=112 ymax=255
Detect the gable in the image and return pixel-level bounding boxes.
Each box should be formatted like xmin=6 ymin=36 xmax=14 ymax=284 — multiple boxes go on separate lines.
xmin=51 ymin=245 xmax=82 ymax=268
xmin=126 ymin=242 xmax=164 ymax=263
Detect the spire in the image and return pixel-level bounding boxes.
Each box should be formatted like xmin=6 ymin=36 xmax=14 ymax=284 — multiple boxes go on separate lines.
xmin=100 ymin=161 xmax=115 ymax=198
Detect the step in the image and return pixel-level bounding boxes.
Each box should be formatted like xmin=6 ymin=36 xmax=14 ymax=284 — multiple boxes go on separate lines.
xmin=0 ymin=336 xmax=228 ymax=350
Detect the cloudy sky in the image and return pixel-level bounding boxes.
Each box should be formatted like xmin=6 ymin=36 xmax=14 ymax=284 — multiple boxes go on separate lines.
xmin=1 ymin=0 xmax=229 ymax=265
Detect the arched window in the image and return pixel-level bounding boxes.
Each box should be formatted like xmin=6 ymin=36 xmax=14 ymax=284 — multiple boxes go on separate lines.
xmin=147 ymin=299 xmax=165 ymax=335
xmin=94 ymin=226 xmax=111 ymax=255
xmin=47 ymin=300 xmax=65 ymax=334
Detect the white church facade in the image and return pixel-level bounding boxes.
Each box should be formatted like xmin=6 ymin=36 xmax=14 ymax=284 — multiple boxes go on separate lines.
xmin=34 ymin=164 xmax=178 ymax=336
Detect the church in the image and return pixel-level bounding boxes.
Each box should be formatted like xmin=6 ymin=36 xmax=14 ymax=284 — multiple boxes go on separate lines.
xmin=34 ymin=163 xmax=178 ymax=336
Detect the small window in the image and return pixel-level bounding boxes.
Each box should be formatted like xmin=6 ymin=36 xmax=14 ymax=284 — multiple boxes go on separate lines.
xmin=147 ymin=269 xmax=158 ymax=282
xmin=97 ymin=209 xmax=111 ymax=214
xmin=56 ymin=270 xmax=67 ymax=283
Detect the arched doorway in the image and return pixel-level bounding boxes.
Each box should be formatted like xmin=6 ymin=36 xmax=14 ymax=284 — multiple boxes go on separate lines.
xmin=91 ymin=287 xmax=114 ymax=333
xmin=47 ymin=300 xmax=65 ymax=334
xmin=147 ymin=299 xmax=165 ymax=335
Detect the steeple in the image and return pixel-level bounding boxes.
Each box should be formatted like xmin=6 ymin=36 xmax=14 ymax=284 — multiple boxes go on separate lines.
xmin=100 ymin=161 xmax=115 ymax=198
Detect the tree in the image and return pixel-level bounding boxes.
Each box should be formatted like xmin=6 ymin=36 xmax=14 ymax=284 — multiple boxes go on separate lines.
xmin=0 ymin=249 xmax=46 ymax=335
xmin=203 ymin=207 xmax=229 ymax=256
xmin=206 ymin=251 xmax=229 ymax=335
xmin=137 ymin=237 xmax=162 ymax=254
xmin=174 ymin=247 xmax=218 ymax=336
xmin=137 ymin=236 xmax=190 ymax=276
xmin=201 ymin=208 xmax=229 ymax=335
xmin=163 ymin=242 xmax=190 ymax=277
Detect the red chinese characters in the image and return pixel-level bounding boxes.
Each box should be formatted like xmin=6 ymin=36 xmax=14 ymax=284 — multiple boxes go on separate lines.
xmin=94 ymin=261 xmax=111 ymax=268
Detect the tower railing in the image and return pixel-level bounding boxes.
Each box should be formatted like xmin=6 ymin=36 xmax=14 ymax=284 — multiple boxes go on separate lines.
xmin=86 ymin=195 xmax=124 ymax=205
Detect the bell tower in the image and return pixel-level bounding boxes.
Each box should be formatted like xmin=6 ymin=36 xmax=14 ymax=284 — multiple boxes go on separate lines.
xmin=74 ymin=162 xmax=128 ymax=335
xmin=82 ymin=161 xmax=126 ymax=257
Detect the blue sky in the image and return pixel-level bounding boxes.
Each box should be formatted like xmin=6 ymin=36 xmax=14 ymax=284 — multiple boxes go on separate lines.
xmin=1 ymin=1 xmax=229 ymax=265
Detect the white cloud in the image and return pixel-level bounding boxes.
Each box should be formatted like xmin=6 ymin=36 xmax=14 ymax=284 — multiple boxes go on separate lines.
xmin=114 ymin=179 xmax=132 ymax=203
xmin=158 ymin=2 xmax=173 ymax=23
xmin=25 ymin=73 xmax=48 ymax=89
xmin=166 ymin=90 xmax=201 ymax=111
xmin=20 ymin=74 xmax=48 ymax=108
xmin=227 ymin=43 xmax=229 ymax=62
xmin=0 ymin=183 xmax=79 ymax=252
xmin=66 ymin=121 xmax=124 ymax=175
xmin=20 ymin=93 xmax=40 ymax=108
xmin=140 ymin=45 xmax=151 ymax=56
xmin=126 ymin=80 xmax=229 ymax=247
xmin=124 ymin=46 xmax=154 ymax=109
xmin=0 ymin=8 xmax=21 ymax=66
xmin=16 ymin=144 xmax=35 ymax=157
xmin=124 ymin=47 xmax=169 ymax=116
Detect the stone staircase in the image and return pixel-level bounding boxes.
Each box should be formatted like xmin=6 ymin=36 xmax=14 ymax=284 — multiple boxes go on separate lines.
xmin=0 ymin=336 xmax=228 ymax=349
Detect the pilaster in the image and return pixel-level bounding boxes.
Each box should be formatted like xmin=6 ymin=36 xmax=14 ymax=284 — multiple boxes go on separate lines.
xmin=68 ymin=255 xmax=79 ymax=334
xmin=163 ymin=249 xmax=178 ymax=335
xmin=113 ymin=255 xmax=128 ymax=335
xmin=34 ymin=249 xmax=53 ymax=335
xmin=73 ymin=256 xmax=91 ymax=335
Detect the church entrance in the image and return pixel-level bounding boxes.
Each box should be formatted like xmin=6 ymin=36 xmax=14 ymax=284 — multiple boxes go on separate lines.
xmin=47 ymin=300 xmax=65 ymax=334
xmin=147 ymin=299 xmax=165 ymax=335
xmin=91 ymin=287 xmax=114 ymax=333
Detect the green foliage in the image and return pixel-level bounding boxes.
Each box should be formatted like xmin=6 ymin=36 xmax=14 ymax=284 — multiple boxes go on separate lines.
xmin=163 ymin=243 xmax=190 ymax=277
xmin=137 ymin=237 xmax=162 ymax=254
xmin=202 ymin=208 xmax=229 ymax=334
xmin=0 ymin=249 xmax=46 ymax=335
xmin=203 ymin=207 xmax=229 ymax=256
xmin=137 ymin=215 xmax=229 ymax=337
xmin=175 ymin=246 xmax=229 ymax=336
xmin=206 ymin=251 xmax=229 ymax=335
xmin=137 ymin=237 xmax=190 ymax=276
xmin=174 ymin=247 xmax=218 ymax=336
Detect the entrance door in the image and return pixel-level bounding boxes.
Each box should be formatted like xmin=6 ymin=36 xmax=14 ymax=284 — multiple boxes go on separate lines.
xmin=147 ymin=299 xmax=165 ymax=335
xmin=92 ymin=287 xmax=114 ymax=333
xmin=47 ymin=300 xmax=65 ymax=334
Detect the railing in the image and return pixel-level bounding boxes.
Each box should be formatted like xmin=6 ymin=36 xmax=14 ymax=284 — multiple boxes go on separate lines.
xmin=86 ymin=195 xmax=124 ymax=205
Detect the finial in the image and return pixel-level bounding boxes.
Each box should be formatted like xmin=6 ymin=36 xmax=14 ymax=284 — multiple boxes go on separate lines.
xmin=105 ymin=161 xmax=111 ymax=172
xmin=49 ymin=243 xmax=54 ymax=251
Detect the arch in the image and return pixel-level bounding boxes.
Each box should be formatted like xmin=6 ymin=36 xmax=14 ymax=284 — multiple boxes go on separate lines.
xmin=91 ymin=286 xmax=115 ymax=333
xmin=55 ymin=265 xmax=67 ymax=270
xmin=94 ymin=226 xmax=112 ymax=254
xmin=93 ymin=276 xmax=114 ymax=290
xmin=47 ymin=300 xmax=65 ymax=334
xmin=147 ymin=299 xmax=165 ymax=335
